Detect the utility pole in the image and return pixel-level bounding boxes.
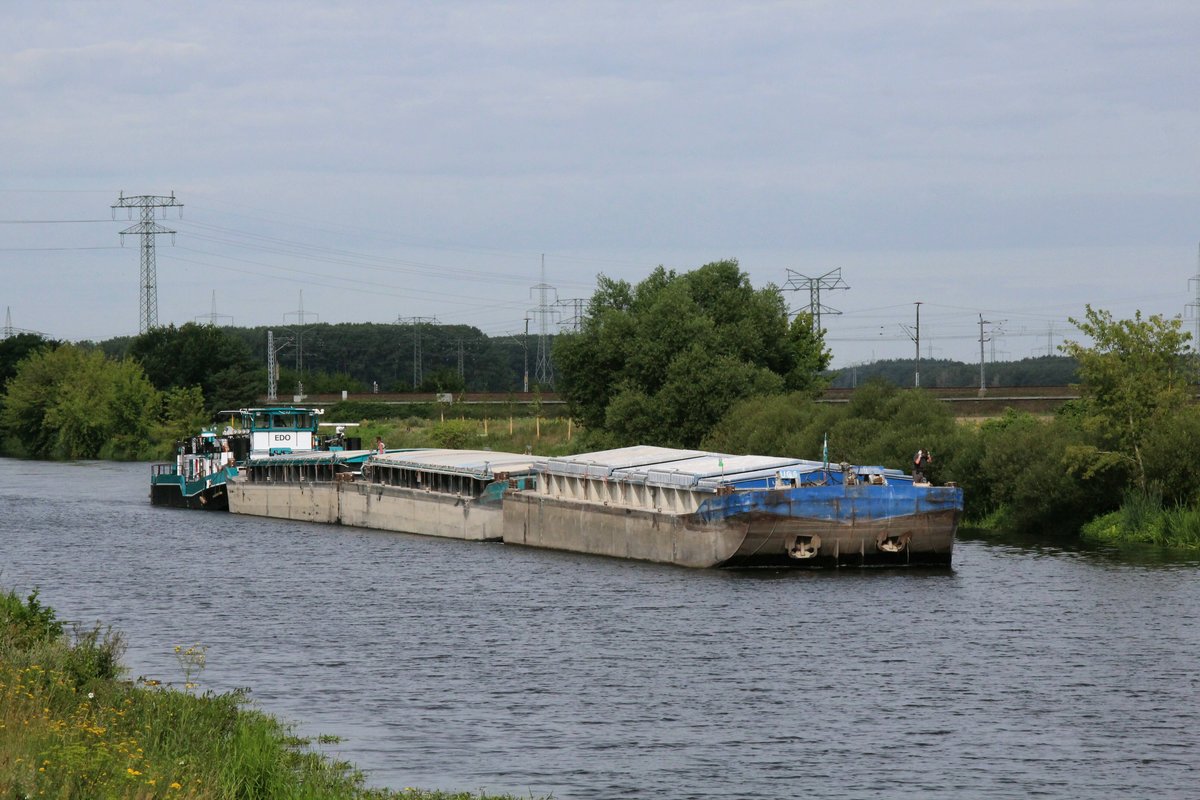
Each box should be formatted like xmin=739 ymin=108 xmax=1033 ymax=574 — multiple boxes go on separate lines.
xmin=916 ymin=302 xmax=921 ymax=388
xmin=523 ymin=316 xmax=530 ymax=393
xmin=784 ymin=267 xmax=849 ymax=333
xmin=266 ymin=329 xmax=294 ymax=402
xmin=284 ymin=291 xmax=318 ymax=398
xmin=112 ymin=192 xmax=184 ymax=334
xmin=398 ymin=316 xmax=438 ymax=389
xmin=978 ymin=314 xmax=992 ymax=396
xmin=900 ymin=302 xmax=923 ymax=387
xmin=1187 ymin=243 xmax=1200 ymax=356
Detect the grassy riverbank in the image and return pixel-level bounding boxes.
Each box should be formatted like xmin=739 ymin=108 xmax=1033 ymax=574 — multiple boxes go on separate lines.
xmin=0 ymin=589 xmax=541 ymax=800
xmin=1080 ymin=490 xmax=1200 ymax=550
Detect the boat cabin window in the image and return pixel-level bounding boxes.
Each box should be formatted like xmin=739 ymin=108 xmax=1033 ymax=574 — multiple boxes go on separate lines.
xmin=273 ymin=413 xmax=295 ymax=429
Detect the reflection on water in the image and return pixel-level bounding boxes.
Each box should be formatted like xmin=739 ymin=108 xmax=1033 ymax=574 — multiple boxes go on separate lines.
xmin=958 ymin=525 xmax=1200 ymax=568
xmin=2 ymin=459 xmax=1197 ymax=799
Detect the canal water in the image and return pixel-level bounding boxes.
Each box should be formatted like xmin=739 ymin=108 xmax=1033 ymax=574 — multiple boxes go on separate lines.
xmin=1 ymin=458 xmax=1197 ymax=799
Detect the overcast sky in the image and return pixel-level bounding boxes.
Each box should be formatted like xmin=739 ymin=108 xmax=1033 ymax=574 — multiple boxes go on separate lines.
xmin=3 ymin=1 xmax=1199 ymax=368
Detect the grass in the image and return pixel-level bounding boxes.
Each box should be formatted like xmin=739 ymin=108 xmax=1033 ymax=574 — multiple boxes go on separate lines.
xmin=1080 ymin=488 xmax=1200 ymax=550
xmin=354 ymin=414 xmax=581 ymax=457
xmin=0 ymin=588 xmax=546 ymax=800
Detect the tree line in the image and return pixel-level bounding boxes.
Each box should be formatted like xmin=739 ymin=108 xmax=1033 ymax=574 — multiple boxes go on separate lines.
xmin=3 ymin=259 xmax=1197 ymax=549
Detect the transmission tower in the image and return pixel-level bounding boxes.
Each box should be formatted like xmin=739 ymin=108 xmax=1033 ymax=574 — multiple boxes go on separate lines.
xmin=555 ymin=297 xmax=586 ymax=332
xmin=284 ymin=291 xmax=319 ymax=396
xmin=530 ymin=256 xmax=558 ymax=387
xmin=783 ymin=267 xmax=849 ymax=334
xmin=2 ymin=307 xmax=11 ymax=339
xmin=398 ymin=316 xmax=438 ymax=389
xmin=112 ymin=192 xmax=183 ymax=334
xmin=1187 ymin=243 xmax=1200 ymax=354
xmin=195 ymin=290 xmax=234 ymax=326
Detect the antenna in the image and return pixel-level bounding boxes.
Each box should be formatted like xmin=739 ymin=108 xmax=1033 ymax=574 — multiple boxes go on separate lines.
xmin=783 ymin=268 xmax=849 ymax=333
xmin=112 ymin=192 xmax=183 ymax=334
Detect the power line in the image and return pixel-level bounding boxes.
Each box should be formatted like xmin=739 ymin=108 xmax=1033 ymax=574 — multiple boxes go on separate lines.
xmin=0 ymin=219 xmax=114 ymax=224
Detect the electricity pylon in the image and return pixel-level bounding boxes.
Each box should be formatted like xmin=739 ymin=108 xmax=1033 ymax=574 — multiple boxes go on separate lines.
xmin=112 ymin=192 xmax=183 ymax=334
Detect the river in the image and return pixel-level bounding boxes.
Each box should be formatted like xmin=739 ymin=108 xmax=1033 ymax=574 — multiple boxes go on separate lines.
xmin=1 ymin=458 xmax=1197 ymax=799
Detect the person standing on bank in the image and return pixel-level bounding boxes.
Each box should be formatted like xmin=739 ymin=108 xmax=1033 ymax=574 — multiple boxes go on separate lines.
xmin=913 ymin=448 xmax=933 ymax=483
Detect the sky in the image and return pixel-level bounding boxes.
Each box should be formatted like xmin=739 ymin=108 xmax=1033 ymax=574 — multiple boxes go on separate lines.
xmin=2 ymin=1 xmax=1199 ymax=368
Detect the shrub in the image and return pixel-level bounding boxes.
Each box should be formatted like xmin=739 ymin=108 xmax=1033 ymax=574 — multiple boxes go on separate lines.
xmin=429 ymin=419 xmax=478 ymax=449
xmin=0 ymin=588 xmax=63 ymax=647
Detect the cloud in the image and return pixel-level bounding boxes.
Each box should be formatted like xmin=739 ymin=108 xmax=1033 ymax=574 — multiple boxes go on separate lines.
xmin=1 ymin=39 xmax=206 ymax=95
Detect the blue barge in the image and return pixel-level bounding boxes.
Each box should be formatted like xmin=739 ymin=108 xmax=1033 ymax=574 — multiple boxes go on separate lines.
xmin=502 ymin=446 xmax=962 ymax=567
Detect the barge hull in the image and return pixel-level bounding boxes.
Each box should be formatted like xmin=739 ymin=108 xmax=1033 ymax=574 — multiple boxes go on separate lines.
xmin=502 ymin=488 xmax=960 ymax=568
xmin=149 ymin=481 xmax=230 ymax=511
xmin=226 ymin=478 xmax=505 ymax=541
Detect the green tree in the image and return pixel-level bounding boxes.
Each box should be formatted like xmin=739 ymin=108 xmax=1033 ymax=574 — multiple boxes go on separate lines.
xmin=704 ymin=380 xmax=963 ymax=475
xmin=0 ymin=345 xmax=160 ymax=459
xmin=156 ymin=386 xmax=211 ymax=448
xmin=1060 ymin=305 xmax=1194 ymax=490
xmin=128 ymin=323 xmax=259 ymax=412
xmin=0 ymin=333 xmax=59 ymax=396
xmin=555 ymin=260 xmax=831 ymax=447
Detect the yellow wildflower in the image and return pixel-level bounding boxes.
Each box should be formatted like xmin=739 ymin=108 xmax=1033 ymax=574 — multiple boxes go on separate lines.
xmin=170 ymin=782 xmax=182 ymax=790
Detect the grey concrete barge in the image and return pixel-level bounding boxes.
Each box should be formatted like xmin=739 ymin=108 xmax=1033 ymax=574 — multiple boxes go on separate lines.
xmin=225 ymin=443 xmax=962 ymax=569
xmin=500 ymin=446 xmax=962 ymax=568
xmin=226 ymin=448 xmax=536 ymax=541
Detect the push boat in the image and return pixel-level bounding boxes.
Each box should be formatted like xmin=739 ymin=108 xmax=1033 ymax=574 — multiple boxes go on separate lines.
xmin=149 ymin=430 xmax=239 ymax=510
xmin=220 ymin=431 xmax=962 ymax=568
xmin=148 ymin=407 xmax=358 ymax=511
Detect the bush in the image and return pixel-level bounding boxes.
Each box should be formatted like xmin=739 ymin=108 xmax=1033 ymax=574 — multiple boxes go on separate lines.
xmin=429 ymin=419 xmax=478 ymax=449
xmin=0 ymin=588 xmax=63 ymax=647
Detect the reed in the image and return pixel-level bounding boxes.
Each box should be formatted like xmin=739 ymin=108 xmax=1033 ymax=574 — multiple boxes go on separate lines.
xmin=1080 ymin=487 xmax=1200 ymax=550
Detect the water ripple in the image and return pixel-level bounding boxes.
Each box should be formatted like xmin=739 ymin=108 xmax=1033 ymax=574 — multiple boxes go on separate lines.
xmin=1 ymin=459 xmax=1197 ymax=799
